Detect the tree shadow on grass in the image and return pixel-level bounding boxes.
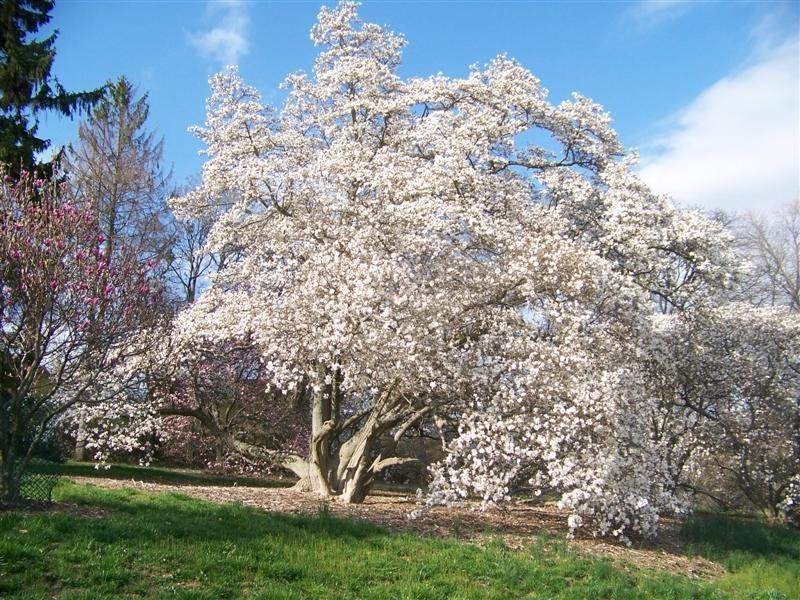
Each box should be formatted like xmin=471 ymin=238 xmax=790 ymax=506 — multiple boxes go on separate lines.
xmin=0 ymin=484 xmax=395 ymax=599
xmin=51 ymin=482 xmax=386 ymax=545
xmin=27 ymin=461 xmax=291 ymax=489
xmin=681 ymin=513 xmax=800 ymax=564
xmin=0 ymin=482 xmax=734 ymax=600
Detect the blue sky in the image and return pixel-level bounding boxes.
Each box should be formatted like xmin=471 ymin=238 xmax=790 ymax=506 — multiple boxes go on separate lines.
xmin=41 ymin=0 xmax=799 ymax=214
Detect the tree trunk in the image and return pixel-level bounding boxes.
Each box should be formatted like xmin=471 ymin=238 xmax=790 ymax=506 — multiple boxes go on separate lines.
xmin=0 ymin=399 xmax=22 ymax=503
xmin=285 ymin=379 xmax=432 ymax=504
xmin=73 ymin=418 xmax=87 ymax=462
xmin=334 ymin=416 xmax=378 ymax=503
xmin=0 ymin=450 xmax=22 ymax=504
xmin=159 ymin=381 xmax=425 ymax=505
xmin=309 ymin=371 xmax=333 ymax=497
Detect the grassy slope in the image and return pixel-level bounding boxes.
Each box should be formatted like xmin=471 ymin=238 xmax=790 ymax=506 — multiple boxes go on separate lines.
xmin=0 ymin=480 xmax=796 ymax=599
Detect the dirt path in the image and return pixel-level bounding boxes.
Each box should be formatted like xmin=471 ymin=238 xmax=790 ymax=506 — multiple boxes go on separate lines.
xmin=67 ymin=476 xmax=723 ymax=579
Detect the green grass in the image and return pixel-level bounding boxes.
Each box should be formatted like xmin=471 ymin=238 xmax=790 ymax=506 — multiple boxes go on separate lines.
xmin=681 ymin=513 xmax=800 ymax=599
xmin=25 ymin=461 xmax=290 ymax=489
xmin=25 ymin=461 xmax=420 ymax=495
xmin=0 ymin=481 xmax=717 ymax=600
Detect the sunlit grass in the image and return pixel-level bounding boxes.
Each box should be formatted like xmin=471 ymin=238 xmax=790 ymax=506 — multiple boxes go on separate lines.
xmin=0 ymin=480 xmax=732 ymax=599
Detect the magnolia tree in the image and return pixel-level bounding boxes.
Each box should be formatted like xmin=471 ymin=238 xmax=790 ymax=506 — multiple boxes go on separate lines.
xmin=165 ymin=2 xmax=793 ymax=539
xmin=0 ymin=172 xmax=159 ymax=501
xmin=647 ymin=305 xmax=800 ymax=522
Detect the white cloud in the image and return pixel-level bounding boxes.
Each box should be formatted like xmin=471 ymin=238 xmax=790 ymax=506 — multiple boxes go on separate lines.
xmin=625 ymin=1 xmax=693 ymax=31
xmin=638 ymin=37 xmax=799 ymax=214
xmin=188 ymin=1 xmax=250 ymax=66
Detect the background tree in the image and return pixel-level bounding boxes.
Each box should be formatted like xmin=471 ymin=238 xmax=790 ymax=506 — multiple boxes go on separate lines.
xmin=166 ymin=211 xmax=214 ymax=305
xmin=663 ymin=199 xmax=800 ymax=523
xmin=150 ymin=336 xmax=309 ymax=474
xmin=64 ymin=76 xmax=172 ymax=265
xmin=0 ymin=172 xmax=158 ymax=502
xmin=645 ymin=305 xmax=800 ymax=523
xmin=736 ymin=199 xmax=800 ymax=311
xmin=0 ymin=0 xmax=103 ymax=175
xmin=163 ymin=183 xmax=239 ymax=307
xmin=62 ymin=76 xmax=172 ymax=460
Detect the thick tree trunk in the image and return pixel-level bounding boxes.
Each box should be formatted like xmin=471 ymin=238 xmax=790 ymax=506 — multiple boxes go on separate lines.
xmin=301 ymin=383 xmax=427 ymax=504
xmin=160 ymin=380 xmax=428 ymax=505
xmin=309 ymin=370 xmax=333 ymax=496
xmin=334 ymin=415 xmax=379 ymax=503
xmin=340 ymin=466 xmax=372 ymax=504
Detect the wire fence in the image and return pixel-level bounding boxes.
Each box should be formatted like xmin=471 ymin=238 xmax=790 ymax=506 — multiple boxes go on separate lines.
xmin=8 ymin=459 xmax=63 ymax=503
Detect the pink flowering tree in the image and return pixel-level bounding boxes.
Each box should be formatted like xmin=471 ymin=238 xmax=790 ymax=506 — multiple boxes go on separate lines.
xmin=0 ymin=172 xmax=159 ymax=502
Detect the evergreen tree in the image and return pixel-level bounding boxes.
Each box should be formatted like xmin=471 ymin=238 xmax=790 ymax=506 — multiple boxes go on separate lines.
xmin=0 ymin=0 xmax=103 ymax=175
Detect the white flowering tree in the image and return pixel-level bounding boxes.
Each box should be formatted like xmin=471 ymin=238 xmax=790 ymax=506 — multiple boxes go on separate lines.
xmin=169 ymin=1 xmax=796 ymax=539
xmin=647 ymin=305 xmax=800 ymax=523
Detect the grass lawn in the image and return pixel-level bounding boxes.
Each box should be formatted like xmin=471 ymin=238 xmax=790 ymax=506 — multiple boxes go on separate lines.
xmin=681 ymin=513 xmax=800 ymax=599
xmin=0 ymin=480 xmax=797 ymax=599
xmin=24 ymin=461 xmax=291 ymax=489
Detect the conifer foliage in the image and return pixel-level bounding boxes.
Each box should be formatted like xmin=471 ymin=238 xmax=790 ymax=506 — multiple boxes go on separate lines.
xmin=0 ymin=0 xmax=103 ymax=175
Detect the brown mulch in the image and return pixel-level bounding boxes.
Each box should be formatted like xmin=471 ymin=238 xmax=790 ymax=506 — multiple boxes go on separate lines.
xmin=67 ymin=476 xmax=723 ymax=579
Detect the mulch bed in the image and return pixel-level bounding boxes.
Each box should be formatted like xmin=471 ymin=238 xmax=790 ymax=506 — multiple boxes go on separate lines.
xmin=66 ymin=476 xmax=723 ymax=579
